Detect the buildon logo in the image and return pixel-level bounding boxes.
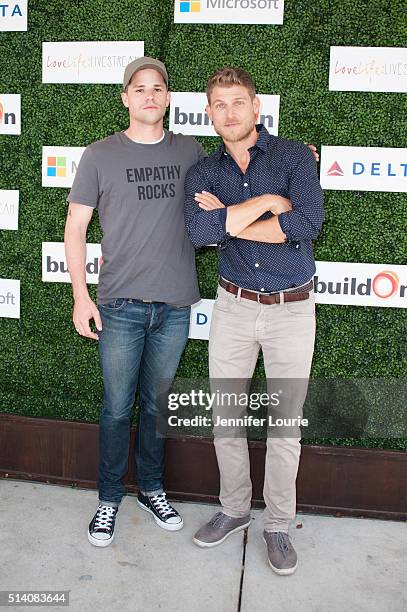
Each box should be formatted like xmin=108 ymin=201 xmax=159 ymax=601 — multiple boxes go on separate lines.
xmin=372 ymin=271 xmax=399 ymax=299
xmin=314 ymin=261 xmax=407 ymax=308
xmin=169 ymin=92 xmax=279 ymax=136
xmin=315 ymin=270 xmax=404 ymax=299
xmin=0 ymin=95 xmax=21 ymax=134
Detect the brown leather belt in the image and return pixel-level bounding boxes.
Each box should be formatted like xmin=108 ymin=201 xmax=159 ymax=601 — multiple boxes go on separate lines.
xmin=219 ymin=277 xmax=310 ymax=305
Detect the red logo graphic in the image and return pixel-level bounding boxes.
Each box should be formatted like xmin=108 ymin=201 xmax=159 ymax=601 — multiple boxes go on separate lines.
xmin=0 ymin=102 xmax=3 ymax=124
xmin=327 ymin=161 xmax=344 ymax=176
xmin=372 ymin=271 xmax=399 ymax=299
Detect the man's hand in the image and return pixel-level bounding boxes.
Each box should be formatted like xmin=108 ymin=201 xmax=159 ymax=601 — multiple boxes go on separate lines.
xmin=306 ymin=143 xmax=319 ymax=162
xmin=261 ymin=194 xmax=292 ymax=215
xmin=195 ymin=191 xmax=292 ymax=216
xmin=73 ymin=295 xmax=102 ymax=341
xmin=194 ymin=191 xmax=225 ymax=210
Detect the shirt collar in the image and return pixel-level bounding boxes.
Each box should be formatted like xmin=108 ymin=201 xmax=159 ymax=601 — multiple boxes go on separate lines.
xmin=215 ymin=124 xmax=269 ymax=160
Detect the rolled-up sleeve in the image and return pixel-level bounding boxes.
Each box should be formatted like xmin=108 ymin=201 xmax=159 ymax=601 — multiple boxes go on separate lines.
xmin=184 ymin=163 xmax=229 ymax=248
xmin=277 ymin=146 xmax=325 ymax=242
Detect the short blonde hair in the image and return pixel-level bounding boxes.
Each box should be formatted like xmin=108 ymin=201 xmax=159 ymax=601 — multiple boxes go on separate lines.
xmin=206 ymin=67 xmax=256 ymax=103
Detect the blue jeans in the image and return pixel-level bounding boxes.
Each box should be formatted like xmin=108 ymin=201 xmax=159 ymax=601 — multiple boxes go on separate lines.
xmin=97 ymin=298 xmax=191 ymax=506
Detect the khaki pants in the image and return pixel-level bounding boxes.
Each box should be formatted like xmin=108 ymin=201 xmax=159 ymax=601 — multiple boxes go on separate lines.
xmin=209 ymin=284 xmax=316 ymax=533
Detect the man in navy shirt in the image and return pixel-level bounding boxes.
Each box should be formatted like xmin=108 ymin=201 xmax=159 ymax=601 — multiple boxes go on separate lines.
xmin=184 ymin=67 xmax=324 ymax=575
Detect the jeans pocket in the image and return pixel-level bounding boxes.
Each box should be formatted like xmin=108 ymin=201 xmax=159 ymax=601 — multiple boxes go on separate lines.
xmin=285 ymin=293 xmax=315 ymax=316
xmin=99 ymin=298 xmax=127 ymax=311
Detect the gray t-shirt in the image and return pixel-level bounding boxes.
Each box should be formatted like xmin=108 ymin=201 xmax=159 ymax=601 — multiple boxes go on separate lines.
xmin=67 ymin=130 xmax=206 ymax=306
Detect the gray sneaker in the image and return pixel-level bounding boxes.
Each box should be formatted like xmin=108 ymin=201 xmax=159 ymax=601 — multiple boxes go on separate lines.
xmin=193 ymin=512 xmax=251 ymax=548
xmin=263 ymin=530 xmax=298 ymax=575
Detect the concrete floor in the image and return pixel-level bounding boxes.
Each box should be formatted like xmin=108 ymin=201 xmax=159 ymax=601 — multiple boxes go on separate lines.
xmin=0 ymin=480 xmax=406 ymax=612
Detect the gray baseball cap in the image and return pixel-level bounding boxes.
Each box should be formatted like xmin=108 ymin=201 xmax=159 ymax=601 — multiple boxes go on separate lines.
xmin=123 ymin=57 xmax=169 ymax=90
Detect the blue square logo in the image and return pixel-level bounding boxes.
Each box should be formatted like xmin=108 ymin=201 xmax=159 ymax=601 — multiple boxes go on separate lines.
xmin=180 ymin=2 xmax=190 ymax=12
xmin=47 ymin=167 xmax=57 ymax=177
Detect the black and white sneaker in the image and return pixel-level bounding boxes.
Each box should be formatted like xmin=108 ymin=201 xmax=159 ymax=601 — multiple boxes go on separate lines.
xmin=137 ymin=491 xmax=183 ymax=531
xmin=88 ymin=504 xmax=118 ymax=547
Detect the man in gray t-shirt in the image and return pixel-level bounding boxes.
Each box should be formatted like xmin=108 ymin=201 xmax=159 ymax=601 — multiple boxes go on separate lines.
xmin=68 ymin=130 xmax=203 ymax=307
xmin=64 ymin=57 xmax=206 ymax=547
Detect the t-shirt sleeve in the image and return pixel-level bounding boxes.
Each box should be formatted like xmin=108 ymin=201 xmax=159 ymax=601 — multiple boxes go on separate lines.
xmin=194 ymin=139 xmax=208 ymax=162
xmin=67 ymin=146 xmax=100 ymax=208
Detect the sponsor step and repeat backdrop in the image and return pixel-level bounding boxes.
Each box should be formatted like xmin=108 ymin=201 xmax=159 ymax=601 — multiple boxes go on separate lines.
xmin=0 ymin=1 xmax=406 ymax=432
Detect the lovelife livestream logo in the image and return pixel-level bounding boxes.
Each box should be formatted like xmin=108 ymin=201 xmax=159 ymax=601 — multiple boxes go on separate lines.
xmin=174 ymin=0 xmax=284 ymax=24
xmin=42 ymin=41 xmax=144 ymax=84
xmin=320 ymin=146 xmax=407 ymax=193
xmin=42 ymin=147 xmax=85 ymax=188
xmin=0 ymin=0 xmax=27 ymax=31
xmin=169 ymin=92 xmax=279 ymax=136
xmin=0 ymin=189 xmax=19 ymax=230
xmin=0 ymin=95 xmax=21 ymax=135
xmin=329 ymin=46 xmax=407 ymax=93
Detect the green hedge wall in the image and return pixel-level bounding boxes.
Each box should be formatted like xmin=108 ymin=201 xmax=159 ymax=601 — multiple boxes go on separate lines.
xmin=0 ymin=0 xmax=406 ymax=450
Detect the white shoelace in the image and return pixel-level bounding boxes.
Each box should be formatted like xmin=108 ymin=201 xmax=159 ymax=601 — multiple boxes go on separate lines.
xmin=150 ymin=493 xmax=174 ymax=518
xmin=94 ymin=505 xmax=116 ymax=530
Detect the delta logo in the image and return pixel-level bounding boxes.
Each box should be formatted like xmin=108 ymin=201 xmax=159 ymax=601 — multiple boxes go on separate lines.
xmin=326 ymin=160 xmax=407 ymax=178
xmin=320 ymin=146 xmax=407 ymax=193
xmin=0 ymin=2 xmax=23 ymax=19
xmin=0 ymin=0 xmax=27 ymax=31
xmin=180 ymin=0 xmax=200 ymax=11
xmin=327 ymin=161 xmax=344 ymax=176
xmin=47 ymin=156 xmax=66 ymax=178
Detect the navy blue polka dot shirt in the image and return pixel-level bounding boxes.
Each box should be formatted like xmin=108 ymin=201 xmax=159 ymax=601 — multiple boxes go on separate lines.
xmin=184 ymin=125 xmax=325 ymax=293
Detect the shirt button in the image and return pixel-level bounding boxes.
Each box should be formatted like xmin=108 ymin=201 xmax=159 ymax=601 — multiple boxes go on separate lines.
xmin=255 ymin=263 xmax=259 ymax=268
xmin=243 ymin=182 xmax=248 ymax=187
xmin=260 ymin=288 xmax=265 ymax=292
xmin=295 ymin=244 xmax=300 ymax=249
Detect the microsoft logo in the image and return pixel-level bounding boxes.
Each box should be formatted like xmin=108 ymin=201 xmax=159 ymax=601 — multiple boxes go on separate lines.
xmin=47 ymin=156 xmax=66 ymax=177
xmin=180 ymin=1 xmax=201 ymax=12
